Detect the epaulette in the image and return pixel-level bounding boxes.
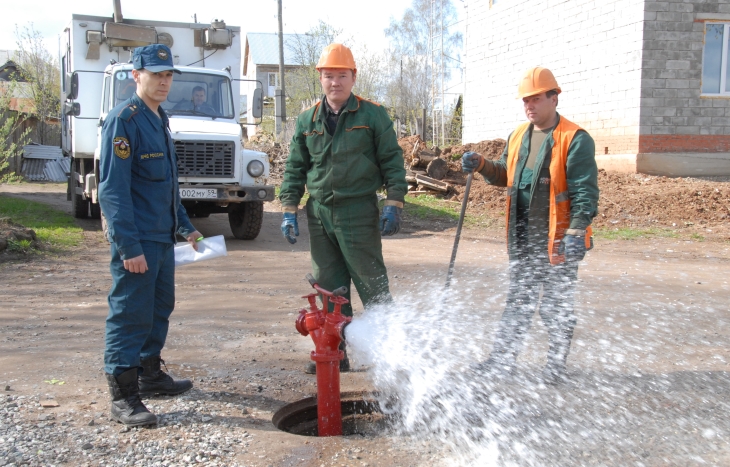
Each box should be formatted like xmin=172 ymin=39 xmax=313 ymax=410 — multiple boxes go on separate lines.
xmin=355 ymin=95 xmax=381 ymax=107
xmin=117 ymin=103 xmax=139 ymax=122
xmin=309 ymin=101 xmax=322 ymax=123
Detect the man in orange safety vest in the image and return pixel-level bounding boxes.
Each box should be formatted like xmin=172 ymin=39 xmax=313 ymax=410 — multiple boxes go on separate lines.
xmin=462 ymin=66 xmax=599 ymax=384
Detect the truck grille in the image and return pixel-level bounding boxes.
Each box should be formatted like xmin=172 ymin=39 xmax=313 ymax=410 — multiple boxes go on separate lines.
xmin=175 ymin=140 xmax=235 ymax=178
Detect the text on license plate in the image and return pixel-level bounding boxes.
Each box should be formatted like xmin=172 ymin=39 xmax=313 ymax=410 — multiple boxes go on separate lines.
xmin=180 ymin=188 xmax=218 ymax=199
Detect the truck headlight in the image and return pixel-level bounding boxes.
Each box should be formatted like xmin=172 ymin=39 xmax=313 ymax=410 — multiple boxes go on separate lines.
xmin=247 ymin=160 xmax=265 ymax=177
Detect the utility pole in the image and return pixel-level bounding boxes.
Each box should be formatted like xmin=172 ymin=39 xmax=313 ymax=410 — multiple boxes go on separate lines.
xmin=275 ymin=0 xmax=287 ymax=139
xmin=430 ymin=0 xmax=446 ymax=147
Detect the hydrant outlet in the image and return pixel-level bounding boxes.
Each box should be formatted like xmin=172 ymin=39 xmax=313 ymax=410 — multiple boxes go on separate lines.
xmin=337 ymin=321 xmax=350 ymax=343
xmin=295 ymin=309 xmax=309 ymax=336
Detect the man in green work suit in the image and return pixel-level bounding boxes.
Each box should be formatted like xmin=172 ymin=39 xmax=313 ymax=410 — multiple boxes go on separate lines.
xmin=462 ymin=67 xmax=599 ymax=384
xmin=279 ymin=43 xmax=408 ymax=374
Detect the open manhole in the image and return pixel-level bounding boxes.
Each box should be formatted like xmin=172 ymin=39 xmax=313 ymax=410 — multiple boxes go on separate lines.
xmin=273 ymin=392 xmax=392 ymax=437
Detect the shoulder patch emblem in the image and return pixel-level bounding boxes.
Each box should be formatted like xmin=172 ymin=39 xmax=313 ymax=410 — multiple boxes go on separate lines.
xmin=113 ymin=137 xmax=131 ymax=159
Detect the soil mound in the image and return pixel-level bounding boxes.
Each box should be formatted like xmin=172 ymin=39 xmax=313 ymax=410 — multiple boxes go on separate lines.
xmin=592 ymin=171 xmax=730 ymax=230
xmin=456 ymin=164 xmax=730 ymax=239
xmin=256 ymin=132 xmax=730 ymax=239
xmin=0 ymin=217 xmax=39 ymax=253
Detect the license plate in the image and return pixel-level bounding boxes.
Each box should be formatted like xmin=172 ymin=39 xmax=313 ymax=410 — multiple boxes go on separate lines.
xmin=179 ymin=188 xmax=218 ymax=199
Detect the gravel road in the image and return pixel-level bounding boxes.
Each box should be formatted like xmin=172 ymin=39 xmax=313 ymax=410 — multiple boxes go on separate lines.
xmin=2 ymin=182 xmax=730 ymax=466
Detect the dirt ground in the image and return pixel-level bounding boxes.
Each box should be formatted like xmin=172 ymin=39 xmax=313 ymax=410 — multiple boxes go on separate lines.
xmin=2 ymin=182 xmax=730 ymax=466
xmin=263 ymin=136 xmax=730 ymax=240
xmin=394 ymin=137 xmax=730 ymax=241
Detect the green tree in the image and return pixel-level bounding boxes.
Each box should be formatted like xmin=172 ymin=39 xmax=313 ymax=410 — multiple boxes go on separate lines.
xmin=14 ymin=23 xmax=61 ymax=145
xmin=0 ymin=82 xmax=31 ymax=182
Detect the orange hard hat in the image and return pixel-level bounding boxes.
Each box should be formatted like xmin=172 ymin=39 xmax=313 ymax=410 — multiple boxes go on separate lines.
xmin=316 ymin=43 xmax=357 ymax=73
xmin=517 ymin=66 xmax=561 ymax=98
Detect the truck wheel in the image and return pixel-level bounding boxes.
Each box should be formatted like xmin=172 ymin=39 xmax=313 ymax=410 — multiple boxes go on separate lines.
xmin=70 ymin=159 xmax=89 ymax=219
xmin=70 ymin=176 xmax=89 ymax=218
xmin=90 ymin=202 xmax=101 ymax=220
xmin=228 ymin=201 xmax=263 ymax=240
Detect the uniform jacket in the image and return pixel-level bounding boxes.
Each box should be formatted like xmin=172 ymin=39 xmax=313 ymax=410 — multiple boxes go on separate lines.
xmin=279 ymin=93 xmax=407 ymax=207
xmin=98 ymin=93 xmax=195 ymax=260
xmin=478 ymin=113 xmax=599 ymax=262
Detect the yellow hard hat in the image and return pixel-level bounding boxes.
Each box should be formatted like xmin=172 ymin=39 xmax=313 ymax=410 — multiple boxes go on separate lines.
xmin=316 ymin=43 xmax=357 ymax=73
xmin=517 ymin=67 xmax=561 ymax=98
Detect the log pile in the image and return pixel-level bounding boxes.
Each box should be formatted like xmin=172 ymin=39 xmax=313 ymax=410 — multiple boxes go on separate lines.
xmin=400 ymin=135 xmax=454 ymax=196
xmin=398 ymin=136 xmax=509 ymax=198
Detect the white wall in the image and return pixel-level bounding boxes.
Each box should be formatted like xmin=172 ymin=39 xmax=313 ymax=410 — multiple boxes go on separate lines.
xmin=463 ymin=0 xmax=645 ymax=155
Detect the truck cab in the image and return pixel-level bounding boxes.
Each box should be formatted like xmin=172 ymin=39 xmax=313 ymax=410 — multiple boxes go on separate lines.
xmin=97 ymin=63 xmax=273 ymax=239
xmin=62 ymin=11 xmax=272 ymax=240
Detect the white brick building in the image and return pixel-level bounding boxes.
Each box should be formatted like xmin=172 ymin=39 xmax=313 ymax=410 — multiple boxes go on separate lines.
xmin=463 ymin=0 xmax=730 ymax=175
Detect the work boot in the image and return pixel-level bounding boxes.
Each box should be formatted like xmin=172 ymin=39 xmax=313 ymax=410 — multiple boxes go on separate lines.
xmin=138 ymin=356 xmax=193 ymax=397
xmin=469 ymin=355 xmax=516 ymax=379
xmin=541 ymin=362 xmax=567 ymax=385
xmin=106 ymin=368 xmax=157 ymax=427
xmin=542 ymin=341 xmax=571 ymax=385
xmin=305 ymin=342 xmax=350 ymax=374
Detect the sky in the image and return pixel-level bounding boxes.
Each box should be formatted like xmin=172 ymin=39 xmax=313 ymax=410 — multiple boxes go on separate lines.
xmin=0 ymin=0 xmax=420 ymax=54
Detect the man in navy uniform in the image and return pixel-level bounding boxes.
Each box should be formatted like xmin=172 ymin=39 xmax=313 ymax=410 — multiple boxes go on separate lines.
xmin=98 ymin=44 xmax=202 ymax=426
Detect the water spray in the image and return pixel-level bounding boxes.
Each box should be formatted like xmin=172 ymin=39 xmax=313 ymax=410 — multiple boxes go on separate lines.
xmin=294 ymin=274 xmax=352 ymax=436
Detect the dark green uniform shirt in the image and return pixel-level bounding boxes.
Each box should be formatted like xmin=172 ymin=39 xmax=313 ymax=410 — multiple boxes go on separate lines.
xmin=279 ymin=93 xmax=407 ymax=207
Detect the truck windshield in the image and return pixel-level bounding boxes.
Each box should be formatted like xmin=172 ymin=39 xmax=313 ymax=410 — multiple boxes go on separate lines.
xmin=164 ymin=72 xmax=234 ymax=118
xmin=111 ymin=70 xmax=234 ymax=119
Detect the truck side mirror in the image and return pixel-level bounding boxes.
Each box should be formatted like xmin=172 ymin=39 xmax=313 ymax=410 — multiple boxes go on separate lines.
xmin=66 ymin=72 xmax=79 ymax=100
xmin=64 ymin=101 xmax=81 ymax=117
xmin=252 ymin=88 xmax=263 ymax=119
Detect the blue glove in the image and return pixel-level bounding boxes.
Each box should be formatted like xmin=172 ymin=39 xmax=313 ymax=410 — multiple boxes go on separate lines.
xmin=560 ymin=234 xmax=586 ymax=262
xmin=379 ymin=205 xmax=402 ymax=236
xmin=461 ymin=151 xmax=483 ymax=173
xmin=281 ymin=212 xmax=299 ymax=244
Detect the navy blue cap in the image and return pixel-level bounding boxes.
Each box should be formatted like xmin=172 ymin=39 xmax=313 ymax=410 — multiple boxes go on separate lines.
xmin=132 ymin=44 xmax=181 ymax=74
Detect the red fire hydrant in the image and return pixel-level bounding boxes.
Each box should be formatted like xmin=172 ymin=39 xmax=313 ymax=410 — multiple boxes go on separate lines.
xmin=295 ymin=274 xmax=352 ymax=437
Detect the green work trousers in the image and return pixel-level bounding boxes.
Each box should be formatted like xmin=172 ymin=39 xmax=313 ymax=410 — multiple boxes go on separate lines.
xmin=306 ymin=196 xmax=392 ymax=316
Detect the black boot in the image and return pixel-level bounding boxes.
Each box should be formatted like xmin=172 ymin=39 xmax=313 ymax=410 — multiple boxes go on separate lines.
xmin=138 ymin=356 xmax=193 ymax=397
xmin=106 ymin=368 xmax=157 ymax=426
xmin=305 ymin=342 xmax=350 ymax=374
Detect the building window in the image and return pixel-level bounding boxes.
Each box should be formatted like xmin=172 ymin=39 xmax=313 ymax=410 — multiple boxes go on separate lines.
xmin=268 ymin=72 xmax=279 ymax=87
xmin=701 ymin=22 xmax=730 ymax=95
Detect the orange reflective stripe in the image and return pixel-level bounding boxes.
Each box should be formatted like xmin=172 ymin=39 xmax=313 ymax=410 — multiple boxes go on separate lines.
xmin=505 ymin=123 xmax=531 ymax=243
xmin=547 ymin=117 xmax=585 ymax=264
xmin=311 ymin=102 xmax=322 ymax=122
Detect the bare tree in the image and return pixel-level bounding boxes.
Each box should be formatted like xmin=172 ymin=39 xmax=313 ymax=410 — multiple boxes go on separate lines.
xmin=351 ymin=45 xmax=387 ymax=103
xmin=281 ymin=22 xmax=393 ymax=124
xmin=384 ymin=0 xmax=462 ymax=139
xmin=14 ymin=23 xmax=61 ymax=145
xmin=285 ymin=21 xmax=343 ymax=107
